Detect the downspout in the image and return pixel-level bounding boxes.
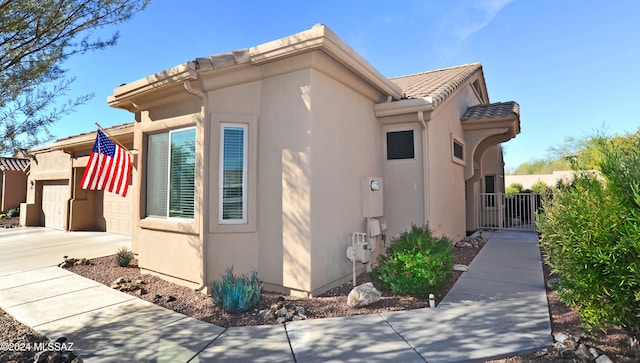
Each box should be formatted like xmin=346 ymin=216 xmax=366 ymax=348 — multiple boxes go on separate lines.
xmin=184 ymin=78 xmax=209 ymax=292
xmin=418 ymin=111 xmax=430 ymax=224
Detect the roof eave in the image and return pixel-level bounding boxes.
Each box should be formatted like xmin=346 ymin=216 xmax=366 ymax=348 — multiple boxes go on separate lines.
xmin=29 ymin=124 xmax=135 ymax=154
xmin=108 ymin=63 xmax=198 ymax=112
xmin=248 ymin=25 xmax=403 ymax=100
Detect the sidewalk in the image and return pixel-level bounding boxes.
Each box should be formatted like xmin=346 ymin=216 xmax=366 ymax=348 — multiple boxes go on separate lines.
xmin=0 ymin=230 xmax=551 ymax=362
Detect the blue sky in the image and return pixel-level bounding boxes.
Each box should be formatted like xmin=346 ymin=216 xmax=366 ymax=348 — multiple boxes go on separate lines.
xmin=53 ymin=0 xmax=640 ymax=171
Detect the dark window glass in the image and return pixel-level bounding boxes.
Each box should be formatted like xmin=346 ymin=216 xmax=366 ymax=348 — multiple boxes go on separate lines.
xmin=386 ymin=131 xmax=414 ymax=160
xmin=453 ymin=141 xmax=464 ymax=160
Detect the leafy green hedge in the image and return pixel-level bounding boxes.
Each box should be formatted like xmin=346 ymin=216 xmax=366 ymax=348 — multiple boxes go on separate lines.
xmin=371 ymin=224 xmax=453 ymax=298
xmin=538 ymin=137 xmax=640 ymax=339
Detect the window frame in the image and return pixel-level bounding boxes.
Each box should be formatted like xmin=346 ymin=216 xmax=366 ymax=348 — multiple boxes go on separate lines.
xmin=218 ymin=122 xmax=248 ymax=225
xmin=386 ymin=130 xmax=415 ymax=160
xmin=451 ymin=133 xmax=465 ymax=166
xmin=145 ymin=126 xmax=196 ymax=221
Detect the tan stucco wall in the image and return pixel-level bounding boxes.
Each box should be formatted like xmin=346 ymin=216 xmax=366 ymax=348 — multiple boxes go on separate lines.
xmin=133 ymin=99 xmax=202 ymax=288
xmin=29 ymin=150 xmax=72 ymax=183
xmin=308 ymin=69 xmax=384 ymax=294
xmin=203 ymin=55 xmax=386 ymax=295
xmin=382 ymin=122 xmax=424 ymax=239
xmin=137 ymin=228 xmax=203 ymax=286
xmin=426 ymin=102 xmax=468 ymax=242
xmin=505 ymin=171 xmax=575 ymax=190
xmin=424 ymin=74 xmax=496 ymax=241
xmin=109 ymin=26 xmax=518 ymax=296
xmin=2 ymin=171 xmax=27 ymax=211
xmin=22 ymin=150 xmax=71 ymax=228
xmin=206 ymin=79 xmax=262 ymax=288
xmin=481 ymin=144 xmax=505 ymax=189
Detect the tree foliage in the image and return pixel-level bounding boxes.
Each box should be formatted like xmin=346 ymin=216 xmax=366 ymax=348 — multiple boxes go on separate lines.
xmin=512 ymin=130 xmax=640 ymax=175
xmin=538 ymin=135 xmax=640 ymax=338
xmin=0 ymin=0 xmax=149 ymax=155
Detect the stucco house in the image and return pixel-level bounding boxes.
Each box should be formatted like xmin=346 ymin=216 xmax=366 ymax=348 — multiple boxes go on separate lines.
xmin=25 ymin=25 xmax=520 ymax=297
xmin=20 ymin=123 xmax=134 ymax=233
xmin=0 ymin=157 xmax=29 ymax=212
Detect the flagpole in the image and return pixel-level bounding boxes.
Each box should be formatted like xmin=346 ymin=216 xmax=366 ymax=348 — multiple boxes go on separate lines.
xmin=94 ymin=122 xmax=132 ymax=155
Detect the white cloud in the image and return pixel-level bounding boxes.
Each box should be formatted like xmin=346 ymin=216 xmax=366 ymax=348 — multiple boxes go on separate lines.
xmin=453 ymin=0 xmax=514 ymax=40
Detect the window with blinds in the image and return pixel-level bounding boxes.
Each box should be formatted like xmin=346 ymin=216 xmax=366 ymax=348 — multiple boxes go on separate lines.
xmin=219 ymin=123 xmax=248 ymax=224
xmin=146 ymin=127 xmax=196 ymax=219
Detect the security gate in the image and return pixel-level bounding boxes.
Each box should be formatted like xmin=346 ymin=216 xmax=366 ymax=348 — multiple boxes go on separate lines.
xmin=477 ymin=193 xmax=540 ymax=232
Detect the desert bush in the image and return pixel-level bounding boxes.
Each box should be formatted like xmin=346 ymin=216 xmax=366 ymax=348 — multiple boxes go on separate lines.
xmin=115 ymin=246 xmax=134 ymax=267
xmin=538 ymin=137 xmax=640 ymax=339
xmin=6 ymin=207 xmax=19 ymax=218
xmin=505 ymin=182 xmax=523 ymax=196
xmin=211 ymin=266 xmax=262 ymax=314
xmin=371 ymin=224 xmax=454 ymax=298
xmin=530 ymin=180 xmax=549 ymax=195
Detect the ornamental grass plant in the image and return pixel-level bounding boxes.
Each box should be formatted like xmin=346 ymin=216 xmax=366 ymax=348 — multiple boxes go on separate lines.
xmin=211 ymin=266 xmax=262 ymax=314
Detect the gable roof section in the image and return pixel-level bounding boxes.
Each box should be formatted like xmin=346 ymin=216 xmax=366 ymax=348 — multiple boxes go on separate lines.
xmin=29 ymin=122 xmax=134 ymax=154
xmin=0 ymin=157 xmax=29 ymax=172
xmin=390 ymin=63 xmax=482 ymax=107
xmin=109 ymin=24 xmax=403 ymax=111
xmin=462 ymin=101 xmax=520 ymax=121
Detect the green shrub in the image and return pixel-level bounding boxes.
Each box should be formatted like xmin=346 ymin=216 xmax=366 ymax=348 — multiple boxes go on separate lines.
xmin=370 ymin=224 xmax=454 ymax=298
xmin=6 ymin=207 xmax=19 ymax=218
xmin=506 ymin=182 xmax=523 ymax=196
xmin=538 ymin=138 xmax=640 ymax=339
xmin=530 ymin=180 xmax=549 ymax=195
xmin=115 ymin=246 xmax=134 ymax=267
xmin=211 ymin=266 xmax=262 ymax=314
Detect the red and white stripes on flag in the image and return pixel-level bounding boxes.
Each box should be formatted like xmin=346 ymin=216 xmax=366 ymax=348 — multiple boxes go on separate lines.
xmin=80 ymin=129 xmax=131 ymax=197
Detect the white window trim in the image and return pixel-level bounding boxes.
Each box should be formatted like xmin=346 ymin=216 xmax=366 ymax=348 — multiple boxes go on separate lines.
xmin=218 ymin=123 xmax=248 ymax=224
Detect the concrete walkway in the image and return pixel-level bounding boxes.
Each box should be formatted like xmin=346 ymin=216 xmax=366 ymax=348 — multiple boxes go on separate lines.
xmin=0 ymin=229 xmax=551 ymax=362
xmin=0 ymin=227 xmax=131 ymax=275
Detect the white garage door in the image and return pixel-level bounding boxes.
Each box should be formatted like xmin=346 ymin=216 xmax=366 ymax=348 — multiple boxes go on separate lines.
xmin=42 ymin=181 xmax=69 ymax=230
xmin=103 ymin=189 xmax=132 ymax=235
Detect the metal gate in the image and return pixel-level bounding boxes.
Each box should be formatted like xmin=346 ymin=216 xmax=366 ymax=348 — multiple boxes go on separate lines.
xmin=477 ymin=193 xmax=540 ymax=232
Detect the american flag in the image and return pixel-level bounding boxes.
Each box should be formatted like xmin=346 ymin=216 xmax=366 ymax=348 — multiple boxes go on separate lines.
xmin=80 ymin=129 xmax=131 ymax=197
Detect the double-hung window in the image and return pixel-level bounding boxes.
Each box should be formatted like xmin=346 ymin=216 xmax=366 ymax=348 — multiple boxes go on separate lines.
xmin=146 ymin=127 xmax=196 ymax=219
xmin=219 ymin=123 xmax=248 ymax=224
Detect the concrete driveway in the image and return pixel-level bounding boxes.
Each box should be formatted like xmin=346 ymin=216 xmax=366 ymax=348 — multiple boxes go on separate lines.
xmin=0 ymin=227 xmax=131 ymax=275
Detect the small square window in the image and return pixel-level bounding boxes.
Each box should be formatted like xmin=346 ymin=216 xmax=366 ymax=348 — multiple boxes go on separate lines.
xmin=451 ymin=135 xmax=465 ymax=165
xmin=386 ymin=130 xmax=414 ymax=160
xmin=453 ymin=141 xmax=464 ymax=160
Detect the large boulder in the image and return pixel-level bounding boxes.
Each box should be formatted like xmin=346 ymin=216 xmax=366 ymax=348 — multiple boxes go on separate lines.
xmin=347 ymin=282 xmax=381 ymax=308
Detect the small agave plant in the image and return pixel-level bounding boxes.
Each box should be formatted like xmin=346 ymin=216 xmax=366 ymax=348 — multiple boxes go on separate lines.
xmin=115 ymin=246 xmax=134 ymax=267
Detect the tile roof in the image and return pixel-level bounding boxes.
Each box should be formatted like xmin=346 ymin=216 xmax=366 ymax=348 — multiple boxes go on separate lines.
xmin=53 ymin=122 xmax=134 ymax=143
xmin=461 ymin=101 xmax=520 ymax=120
xmin=0 ymin=157 xmax=29 ymax=172
xmin=390 ymin=63 xmax=482 ymax=106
